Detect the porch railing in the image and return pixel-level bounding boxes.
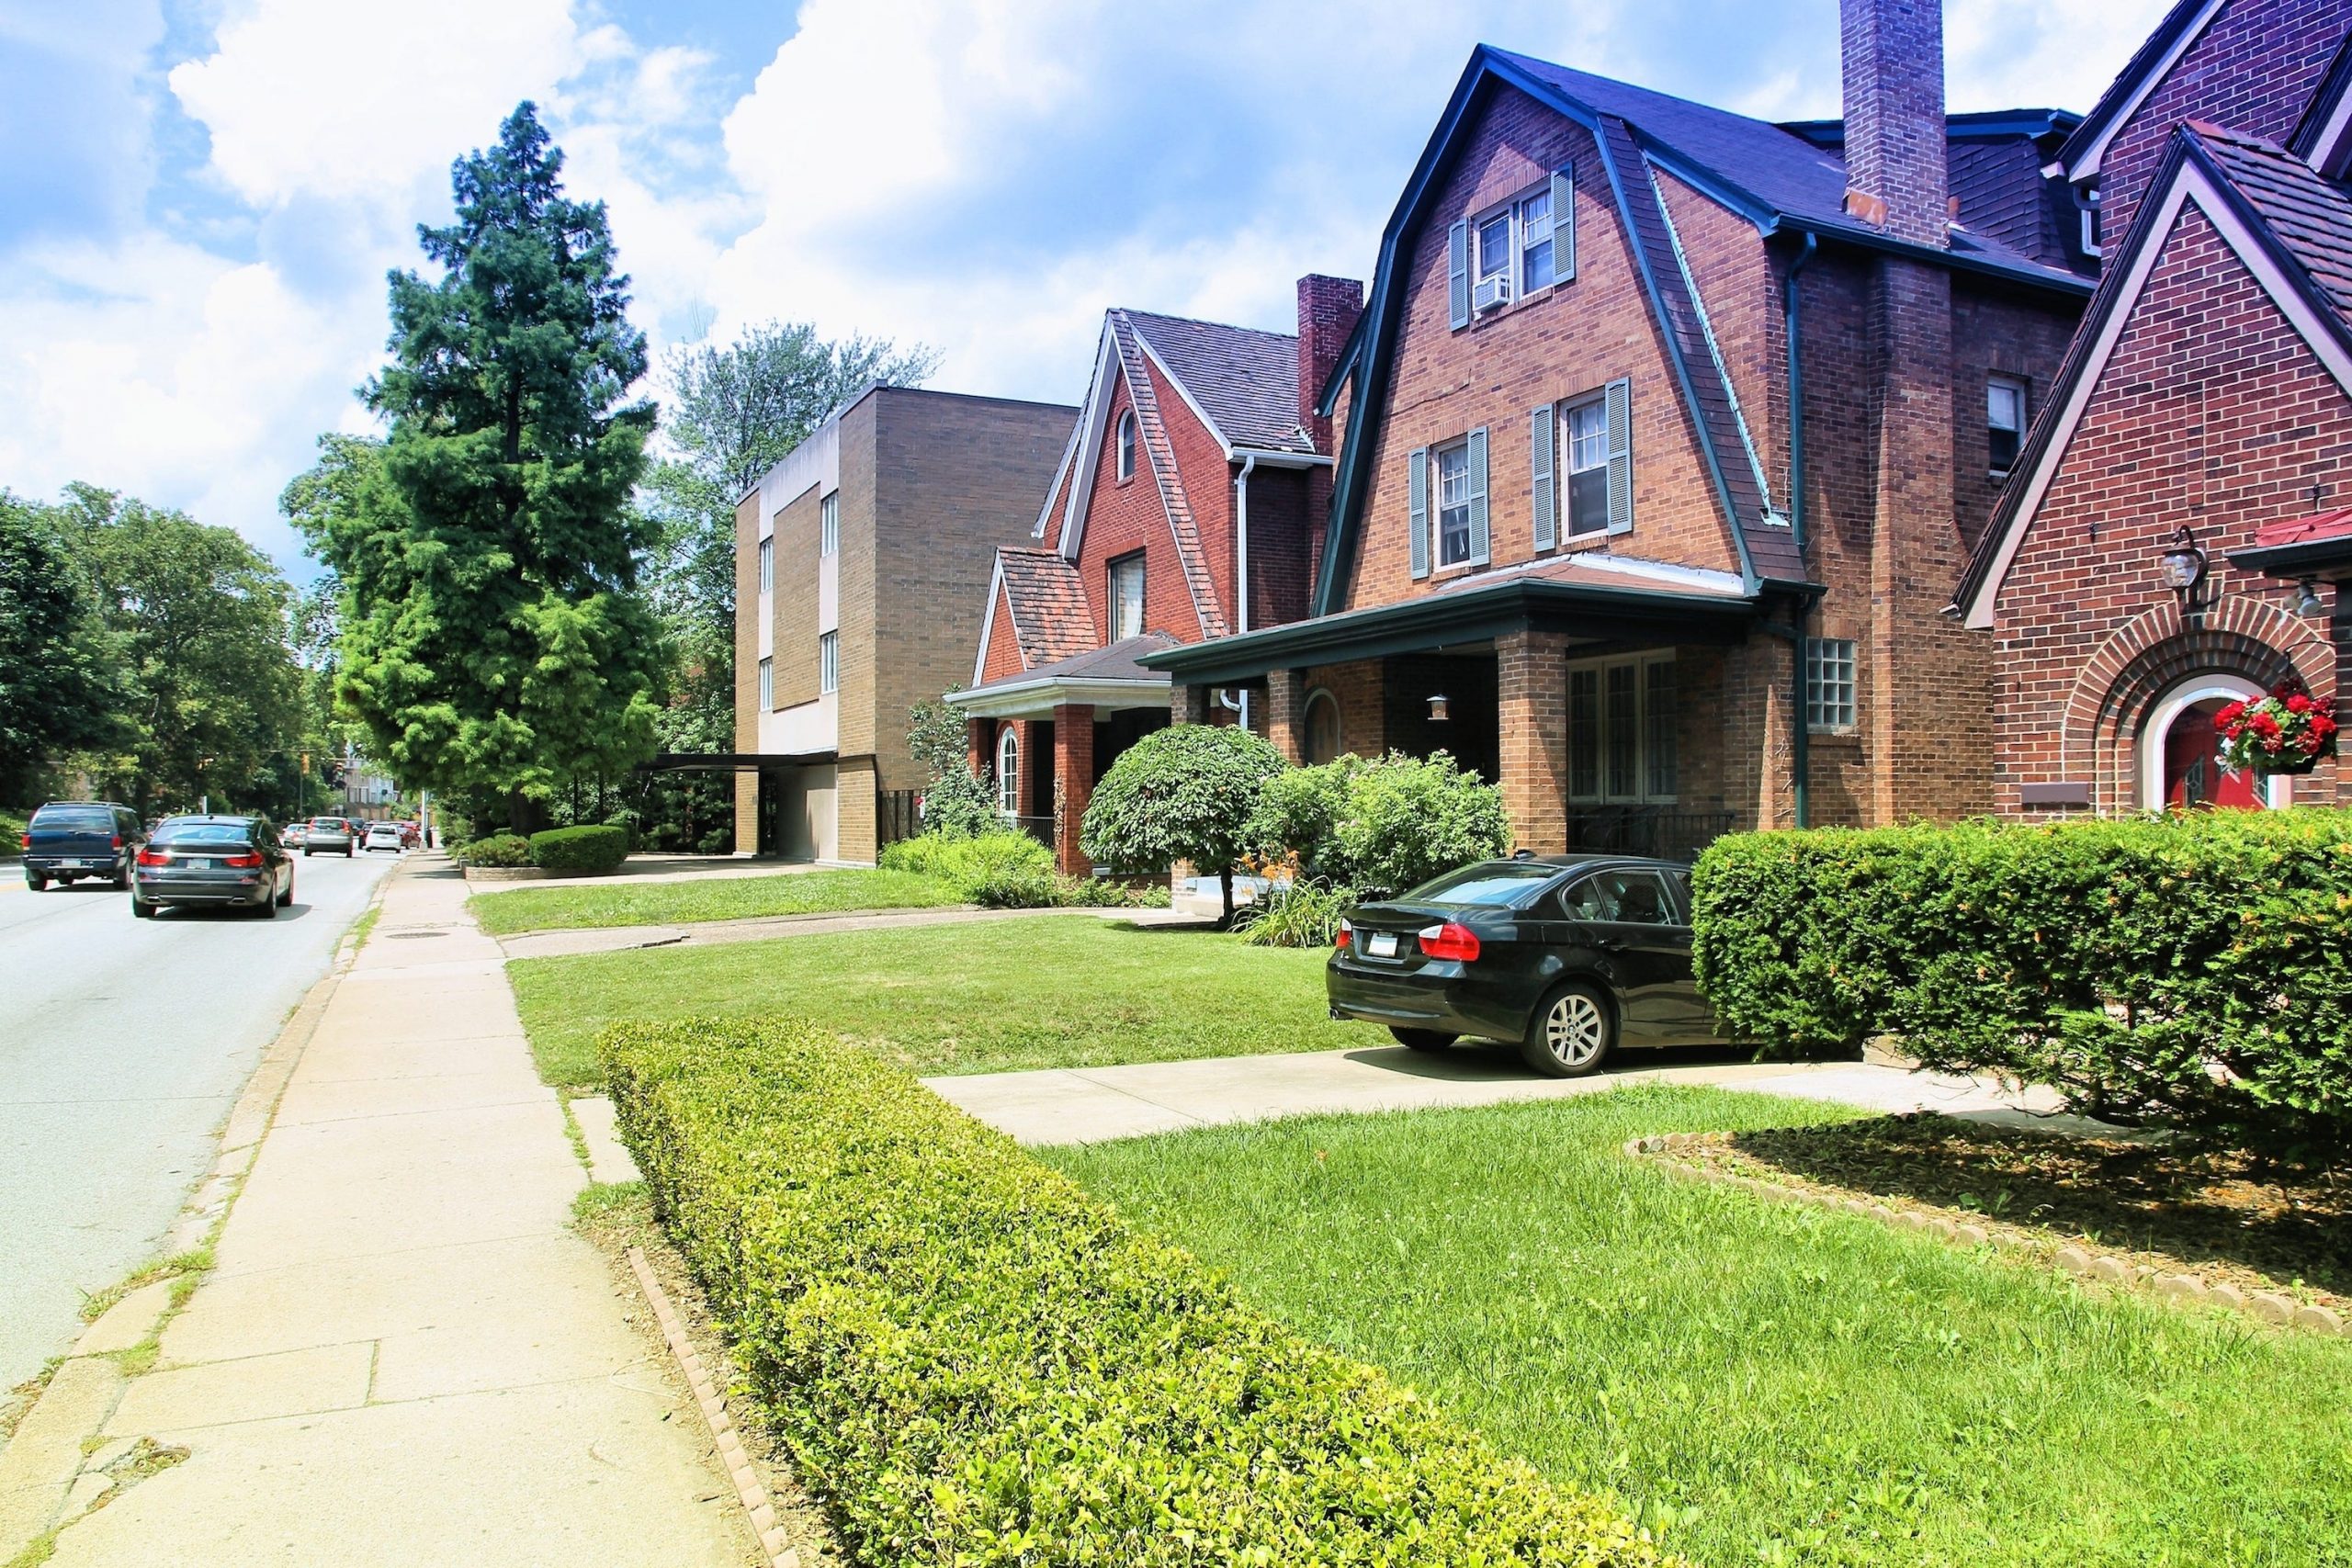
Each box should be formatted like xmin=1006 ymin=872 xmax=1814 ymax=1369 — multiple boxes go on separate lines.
xmin=877 ymin=788 xmax=922 ymax=849
xmin=1564 ymin=807 xmax=1739 ymax=863
xmin=1007 ymin=814 xmax=1057 ymax=851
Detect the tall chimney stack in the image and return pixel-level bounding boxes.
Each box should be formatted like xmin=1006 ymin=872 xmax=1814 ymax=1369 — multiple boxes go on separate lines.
xmin=1295 ymin=274 xmax=1363 ymax=455
xmin=1841 ymin=0 xmax=1950 ymax=247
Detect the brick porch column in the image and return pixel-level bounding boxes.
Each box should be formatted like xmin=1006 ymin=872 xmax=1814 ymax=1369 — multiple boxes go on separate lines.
xmin=1497 ymin=628 xmax=1571 ymax=853
xmin=1265 ymin=668 xmax=1308 ymax=763
xmin=1052 ymin=704 xmax=1095 ymax=874
xmin=1170 ymin=682 xmax=1211 ymax=725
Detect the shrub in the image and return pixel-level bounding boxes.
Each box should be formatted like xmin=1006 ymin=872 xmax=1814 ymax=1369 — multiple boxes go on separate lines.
xmin=601 ymin=1016 xmax=1673 ymax=1567
xmin=880 ymin=829 xmax=1054 ymax=899
xmin=1234 ymin=876 xmax=1353 ymax=947
xmin=919 ymin=765 xmax=999 ymax=839
xmin=1247 ymin=756 xmax=1365 ymax=882
xmin=1691 ymin=809 xmax=2352 ymax=1158
xmin=1083 ymin=723 xmax=1288 ymax=920
xmin=1334 ymin=750 xmax=1512 ymax=897
xmin=527 ymin=823 xmax=628 ymax=874
xmin=456 ymin=832 xmax=531 ymax=868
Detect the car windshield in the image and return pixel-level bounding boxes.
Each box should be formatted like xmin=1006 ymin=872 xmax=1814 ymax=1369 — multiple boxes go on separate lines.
xmin=32 ymin=807 xmax=114 ymax=830
xmin=154 ymin=821 xmax=254 ymax=844
xmin=1398 ymin=862 xmax=1559 ymax=907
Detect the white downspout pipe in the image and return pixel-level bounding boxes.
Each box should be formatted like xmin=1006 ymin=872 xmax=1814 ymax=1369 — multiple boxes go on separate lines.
xmin=1233 ymin=453 xmax=1256 ymax=731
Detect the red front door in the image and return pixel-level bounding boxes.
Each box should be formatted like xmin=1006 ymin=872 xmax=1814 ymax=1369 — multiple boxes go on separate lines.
xmin=2163 ymin=698 xmax=2264 ymax=809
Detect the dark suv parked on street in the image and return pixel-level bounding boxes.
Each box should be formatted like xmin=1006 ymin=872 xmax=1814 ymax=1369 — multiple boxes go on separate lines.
xmin=21 ymin=802 xmax=144 ymax=891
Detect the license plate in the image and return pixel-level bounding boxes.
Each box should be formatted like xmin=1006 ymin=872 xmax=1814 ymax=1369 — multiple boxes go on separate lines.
xmin=1366 ymin=931 xmax=1399 ymax=957
xmin=57 ymin=859 xmax=87 ymax=869
xmin=187 ymin=858 xmax=213 ymax=870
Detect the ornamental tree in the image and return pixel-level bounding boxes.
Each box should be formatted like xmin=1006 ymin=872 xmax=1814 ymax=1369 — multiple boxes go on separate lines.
xmin=1080 ymin=723 xmax=1287 ymax=920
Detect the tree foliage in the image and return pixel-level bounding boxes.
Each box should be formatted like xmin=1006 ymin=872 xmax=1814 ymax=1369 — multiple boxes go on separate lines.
xmin=295 ymin=103 xmax=665 ymax=830
xmin=907 ymin=698 xmax=995 ymax=838
xmin=1080 ymin=723 xmax=1288 ymax=919
xmin=0 ymin=491 xmax=120 ymax=803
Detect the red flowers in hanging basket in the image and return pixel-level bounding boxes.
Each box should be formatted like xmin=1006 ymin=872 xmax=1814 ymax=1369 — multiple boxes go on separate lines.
xmin=2215 ymin=679 xmax=2339 ymax=774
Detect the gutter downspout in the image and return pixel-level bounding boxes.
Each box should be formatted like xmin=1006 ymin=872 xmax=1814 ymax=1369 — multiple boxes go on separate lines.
xmin=1234 ymin=453 xmax=1256 ymax=732
xmin=1777 ymin=233 xmax=1819 ymax=829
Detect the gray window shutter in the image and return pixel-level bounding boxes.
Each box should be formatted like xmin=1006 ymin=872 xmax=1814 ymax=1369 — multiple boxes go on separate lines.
xmin=1605 ymin=377 xmax=1634 ymax=536
xmin=1408 ymin=446 xmax=1430 ymax=579
xmin=1466 ymin=426 xmax=1490 ymax=566
xmin=1553 ymin=166 xmax=1576 ymax=282
xmin=1447 ymin=220 xmax=1470 ymax=330
xmin=1530 ymin=403 xmax=1555 ymax=552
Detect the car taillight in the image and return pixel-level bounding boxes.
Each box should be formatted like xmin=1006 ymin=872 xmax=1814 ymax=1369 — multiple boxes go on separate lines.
xmin=1419 ymin=921 xmax=1482 ymax=963
xmin=221 ymin=852 xmax=265 ymax=868
xmin=1335 ymin=919 xmax=1351 ymax=950
xmin=17 ymin=832 xmax=27 ymax=850
xmin=111 ymin=834 xmax=124 ymax=850
xmin=136 ymin=847 xmax=168 ymax=866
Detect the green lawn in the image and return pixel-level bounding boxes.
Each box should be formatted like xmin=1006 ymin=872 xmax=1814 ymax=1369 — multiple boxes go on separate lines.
xmin=469 ymin=866 xmax=963 ymax=935
xmin=1048 ymin=1088 xmax=2352 ymax=1568
xmin=509 ymin=914 xmax=1363 ymax=1089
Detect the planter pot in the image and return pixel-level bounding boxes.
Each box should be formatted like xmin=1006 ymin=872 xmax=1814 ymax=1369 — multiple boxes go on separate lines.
xmin=2256 ymin=755 xmax=2324 ymax=776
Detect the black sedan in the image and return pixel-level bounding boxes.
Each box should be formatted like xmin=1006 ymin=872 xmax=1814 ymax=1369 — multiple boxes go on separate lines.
xmin=130 ymin=816 xmax=295 ymax=919
xmin=1327 ymin=854 xmax=1724 ymax=1077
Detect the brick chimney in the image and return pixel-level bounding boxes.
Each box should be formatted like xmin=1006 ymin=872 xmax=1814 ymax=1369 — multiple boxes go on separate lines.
xmin=1840 ymin=0 xmax=1950 ymax=247
xmin=1295 ymin=274 xmax=1363 ymax=455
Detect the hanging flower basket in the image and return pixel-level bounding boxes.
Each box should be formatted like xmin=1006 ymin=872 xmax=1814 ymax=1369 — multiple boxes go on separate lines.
xmin=2215 ymin=679 xmax=2338 ymax=774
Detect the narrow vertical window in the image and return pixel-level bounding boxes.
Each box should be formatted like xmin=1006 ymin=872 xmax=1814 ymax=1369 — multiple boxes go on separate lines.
xmin=1115 ymin=411 xmax=1136 ymax=482
xmin=1568 ymin=668 xmax=1600 ymax=798
xmin=1987 ymin=377 xmax=2026 ymax=477
xmin=820 ymin=491 xmax=839 ymax=557
xmin=1805 ymin=638 xmax=1857 ymax=730
xmin=1434 ymin=442 xmax=1473 ymax=567
xmin=1645 ymin=659 xmax=1677 ymax=799
xmin=757 ymin=536 xmax=773 ymax=594
xmin=996 ymin=728 xmax=1019 ymax=815
xmin=1109 ymin=553 xmax=1146 ymax=641
xmin=819 ymin=630 xmax=839 ymax=694
xmin=1563 ymin=399 xmax=1610 ymax=536
xmin=1604 ymin=663 xmax=1640 ymax=798
xmin=757 ymin=656 xmax=773 ymax=711
xmin=1519 ymin=187 xmax=1555 ymax=291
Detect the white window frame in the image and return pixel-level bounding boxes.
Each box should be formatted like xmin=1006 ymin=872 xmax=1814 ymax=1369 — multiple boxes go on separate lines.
xmin=1433 ymin=439 xmax=1474 ymax=570
xmin=1561 ymin=395 xmax=1611 ymax=537
xmin=757 ymin=656 xmax=773 ymax=711
xmin=1108 ymin=551 xmax=1146 ymax=642
xmin=818 ymin=630 xmax=839 ymax=694
xmin=2078 ymin=186 xmax=2102 ymax=259
xmin=1987 ymin=375 xmax=2027 ymax=479
xmin=757 ymin=535 xmax=773 ymax=595
xmin=1115 ymin=411 xmax=1137 ymax=482
xmin=819 ymin=491 xmax=839 ymax=557
xmin=1804 ymin=637 xmax=1858 ymax=733
xmin=1472 ymin=185 xmax=1558 ymax=301
xmin=996 ymin=728 xmax=1019 ymax=814
xmin=1566 ymin=652 xmax=1678 ymax=805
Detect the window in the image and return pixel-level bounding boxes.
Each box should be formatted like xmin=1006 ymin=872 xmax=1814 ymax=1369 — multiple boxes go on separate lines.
xmin=1303 ymin=689 xmax=1342 ymax=765
xmin=1560 ymin=869 xmax=1676 ymax=925
xmin=1805 ymin=637 xmax=1857 ymax=731
xmin=1115 ymin=411 xmax=1136 ymax=482
xmin=820 ymin=491 xmax=839 ymax=557
xmin=1109 ymin=552 xmax=1146 ymax=641
xmin=818 ymin=631 xmax=839 ymax=694
xmin=1408 ymin=861 xmax=1558 ymax=906
xmin=1472 ymin=186 xmax=1559 ymax=300
xmin=2078 ymin=186 xmax=2102 ymax=258
xmin=1476 ymin=209 xmax=1512 ymax=288
xmin=1563 ymin=398 xmax=1610 ymax=536
xmin=1435 ymin=441 xmax=1473 ymax=567
xmin=757 ymin=656 xmax=773 ymax=711
xmin=757 ymin=535 xmax=773 ymax=595
xmin=1987 ymin=376 xmax=2026 ymax=476
xmin=1567 ymin=652 xmax=1677 ymax=803
xmin=996 ymin=728 xmax=1019 ymax=814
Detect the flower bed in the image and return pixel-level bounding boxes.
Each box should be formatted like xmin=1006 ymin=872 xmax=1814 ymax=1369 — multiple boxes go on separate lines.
xmin=600 ymin=1015 xmax=1674 ymax=1568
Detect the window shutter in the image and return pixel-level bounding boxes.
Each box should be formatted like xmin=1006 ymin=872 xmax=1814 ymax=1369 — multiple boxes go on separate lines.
xmin=1604 ymin=377 xmax=1634 ymax=536
xmin=1408 ymin=446 xmax=1430 ymax=579
xmin=1530 ymin=403 xmax=1555 ymax=552
xmin=1553 ymin=166 xmax=1576 ymax=282
xmin=1447 ymin=220 xmax=1470 ymax=330
xmin=1466 ymin=426 xmax=1490 ymax=566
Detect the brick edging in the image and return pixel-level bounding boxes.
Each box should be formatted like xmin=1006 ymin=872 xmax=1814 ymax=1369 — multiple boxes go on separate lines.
xmin=1623 ymin=1134 xmax=2351 ymax=1339
xmin=625 ymin=1247 xmax=801 ymax=1568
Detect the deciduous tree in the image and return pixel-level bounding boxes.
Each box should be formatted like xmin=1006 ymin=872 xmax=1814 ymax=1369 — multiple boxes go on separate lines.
xmin=1080 ymin=723 xmax=1287 ymax=921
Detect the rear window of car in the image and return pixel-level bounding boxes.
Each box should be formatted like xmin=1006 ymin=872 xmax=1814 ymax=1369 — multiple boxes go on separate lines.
xmin=154 ymin=821 xmax=255 ymax=844
xmin=1400 ymin=862 xmax=1560 ymax=907
xmin=311 ymin=818 xmax=348 ymax=830
xmin=31 ymin=806 xmax=115 ymax=830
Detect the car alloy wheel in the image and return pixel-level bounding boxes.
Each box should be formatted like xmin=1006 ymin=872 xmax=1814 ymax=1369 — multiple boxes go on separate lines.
xmin=1520 ymin=983 xmax=1613 ymax=1078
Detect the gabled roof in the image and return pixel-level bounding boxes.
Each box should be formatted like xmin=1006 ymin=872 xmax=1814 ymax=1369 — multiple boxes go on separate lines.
xmin=1955 ymin=123 xmax=2352 ymax=626
xmin=2290 ymin=30 xmax=2352 ymax=174
xmin=2053 ymin=0 xmax=2229 ymax=182
xmin=1122 ymin=311 xmax=1312 ymax=455
xmin=951 ymin=633 xmax=1178 ymax=716
xmin=991 ymin=547 xmax=1096 ymax=668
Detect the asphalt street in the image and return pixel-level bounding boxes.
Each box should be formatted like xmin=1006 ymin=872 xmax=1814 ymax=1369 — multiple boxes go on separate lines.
xmin=0 ymin=844 xmax=397 ymax=1391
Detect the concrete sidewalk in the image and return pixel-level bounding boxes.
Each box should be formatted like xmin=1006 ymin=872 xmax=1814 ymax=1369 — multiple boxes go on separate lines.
xmin=927 ymin=1043 xmax=2067 ymax=1146
xmin=31 ymin=857 xmax=752 ymax=1566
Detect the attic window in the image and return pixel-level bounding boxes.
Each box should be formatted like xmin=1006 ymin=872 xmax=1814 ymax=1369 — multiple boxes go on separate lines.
xmin=1988 ymin=376 xmax=2027 ymax=478
xmin=2078 ymin=187 xmax=2102 ymax=258
xmin=1115 ymin=411 xmax=1137 ymax=482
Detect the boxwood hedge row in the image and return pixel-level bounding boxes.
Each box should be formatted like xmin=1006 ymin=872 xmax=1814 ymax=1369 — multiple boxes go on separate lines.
xmin=602 ymin=1016 xmax=1674 ymax=1567
xmin=526 ymin=823 xmax=628 ymax=874
xmin=1690 ymin=809 xmax=2352 ymax=1156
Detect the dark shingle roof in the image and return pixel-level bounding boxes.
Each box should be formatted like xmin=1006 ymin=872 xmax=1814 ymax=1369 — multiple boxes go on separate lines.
xmin=967 ymin=634 xmax=1178 ymax=694
xmin=1121 ymin=310 xmax=1312 ymax=455
xmin=995 ymin=547 xmax=1095 ymax=668
xmin=2197 ymin=122 xmax=2352 ymax=320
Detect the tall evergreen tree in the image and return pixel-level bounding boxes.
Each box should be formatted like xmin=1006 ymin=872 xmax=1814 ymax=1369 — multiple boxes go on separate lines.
xmin=306 ymin=103 xmax=665 ymax=830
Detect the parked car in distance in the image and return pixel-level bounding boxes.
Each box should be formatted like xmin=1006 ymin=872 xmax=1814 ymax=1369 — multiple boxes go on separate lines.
xmin=398 ymin=819 xmax=421 ymax=849
xmin=21 ymin=802 xmax=143 ymax=891
xmin=304 ymin=818 xmax=356 ymax=857
xmin=1327 ymin=854 xmax=1725 ymax=1078
xmin=130 ymin=815 xmax=294 ymax=919
xmin=363 ymin=821 xmax=404 ymax=853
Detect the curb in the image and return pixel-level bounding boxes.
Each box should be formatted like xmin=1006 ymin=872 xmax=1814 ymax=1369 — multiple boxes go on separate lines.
xmin=1623 ymin=1134 xmax=2351 ymax=1339
xmin=626 ymin=1247 xmax=800 ymax=1568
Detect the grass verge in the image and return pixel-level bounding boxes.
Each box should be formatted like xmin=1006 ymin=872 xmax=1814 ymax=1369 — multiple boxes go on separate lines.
xmin=468 ymin=866 xmax=963 ymax=935
xmin=1046 ymin=1086 xmax=2352 ymax=1568
xmin=510 ymin=913 xmax=1361 ymax=1090
xmin=345 ymin=903 xmax=381 ymax=952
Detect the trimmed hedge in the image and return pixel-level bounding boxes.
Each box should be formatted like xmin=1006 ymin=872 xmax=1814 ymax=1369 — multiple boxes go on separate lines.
xmin=1691 ymin=810 xmax=2352 ymax=1156
xmin=603 ymin=1017 xmax=1674 ymax=1567
xmin=527 ymin=823 xmax=628 ymax=874
xmin=456 ymin=832 xmax=531 ymax=868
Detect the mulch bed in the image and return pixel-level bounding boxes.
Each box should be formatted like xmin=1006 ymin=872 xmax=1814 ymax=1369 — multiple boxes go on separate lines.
xmin=1674 ymin=1113 xmax=2350 ymax=1314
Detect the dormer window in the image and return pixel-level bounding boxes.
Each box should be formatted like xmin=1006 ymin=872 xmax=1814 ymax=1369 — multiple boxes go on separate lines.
xmin=2078 ymin=186 xmax=2102 ymax=259
xmin=1115 ymin=411 xmax=1136 ymax=482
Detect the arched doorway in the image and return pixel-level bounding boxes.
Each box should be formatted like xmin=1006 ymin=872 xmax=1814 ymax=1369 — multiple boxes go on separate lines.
xmin=2140 ymin=675 xmax=2290 ymax=810
xmin=1303 ymin=689 xmax=1343 ymax=765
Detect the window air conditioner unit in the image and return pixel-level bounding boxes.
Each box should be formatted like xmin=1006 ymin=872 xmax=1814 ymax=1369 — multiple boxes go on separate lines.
xmin=1472 ymin=274 xmax=1512 ymax=312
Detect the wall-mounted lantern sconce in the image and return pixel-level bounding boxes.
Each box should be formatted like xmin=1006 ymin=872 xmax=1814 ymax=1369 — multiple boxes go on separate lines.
xmin=1427 ymin=693 xmax=1451 ymax=723
xmin=2296 ymin=578 xmax=2327 ymax=617
xmin=2157 ymin=525 xmax=2209 ymax=615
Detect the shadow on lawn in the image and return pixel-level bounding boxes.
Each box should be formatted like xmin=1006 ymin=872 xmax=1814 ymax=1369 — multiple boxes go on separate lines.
xmin=1730 ymin=1114 xmax=2352 ymax=1300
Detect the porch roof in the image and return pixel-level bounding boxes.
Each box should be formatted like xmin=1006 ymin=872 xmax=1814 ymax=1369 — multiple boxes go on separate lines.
xmin=945 ymin=634 xmax=1176 ymax=719
xmin=1137 ymin=562 xmax=1760 ymax=688
xmin=2227 ymin=506 xmax=2352 ymax=581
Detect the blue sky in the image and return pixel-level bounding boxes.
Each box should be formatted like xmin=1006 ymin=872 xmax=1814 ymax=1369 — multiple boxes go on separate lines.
xmin=0 ymin=0 xmax=2165 ymax=574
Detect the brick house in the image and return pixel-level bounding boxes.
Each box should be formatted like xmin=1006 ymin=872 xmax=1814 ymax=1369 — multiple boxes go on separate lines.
xmin=729 ymin=386 xmax=1074 ymax=863
xmin=1144 ymin=0 xmax=2093 ymax=859
xmin=946 ymin=288 xmax=1360 ymax=873
xmin=1955 ymin=0 xmax=2352 ymax=814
